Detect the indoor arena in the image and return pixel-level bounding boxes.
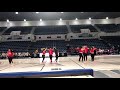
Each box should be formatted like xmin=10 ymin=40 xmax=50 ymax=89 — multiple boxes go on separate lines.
xmin=0 ymin=12 xmax=120 ymax=78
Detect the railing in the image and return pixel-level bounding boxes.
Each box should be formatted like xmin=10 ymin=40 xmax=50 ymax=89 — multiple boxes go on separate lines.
xmin=99 ymin=31 xmax=120 ymax=36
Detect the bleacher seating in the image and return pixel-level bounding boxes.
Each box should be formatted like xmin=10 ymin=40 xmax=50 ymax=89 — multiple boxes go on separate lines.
xmin=0 ymin=41 xmax=31 ymax=52
xmin=0 ymin=27 xmax=7 ymax=33
xmin=29 ymin=40 xmax=67 ymax=53
xmin=3 ymin=26 xmax=33 ymax=35
xmin=1 ymin=25 xmax=119 ymax=53
xmin=100 ymin=36 xmax=120 ymax=47
xmin=69 ymin=39 xmax=109 ymax=49
xmin=70 ymin=25 xmax=97 ymax=33
xmin=0 ymin=38 xmax=110 ymax=53
xmin=34 ymin=25 xmax=68 ymax=35
xmin=95 ymin=24 xmax=120 ymax=32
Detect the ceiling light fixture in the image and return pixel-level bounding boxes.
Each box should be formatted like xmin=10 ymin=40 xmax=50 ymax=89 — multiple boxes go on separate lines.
xmin=7 ymin=19 xmax=9 ymax=22
xmin=60 ymin=18 xmax=62 ymax=21
xmin=106 ymin=17 xmax=109 ymax=19
xmin=36 ymin=12 xmax=39 ymax=14
xmin=15 ymin=12 xmax=18 ymax=14
xmin=89 ymin=17 xmax=91 ymax=20
xmin=75 ymin=18 xmax=78 ymax=20
xmin=24 ymin=19 xmax=26 ymax=21
xmin=40 ymin=19 xmax=42 ymax=21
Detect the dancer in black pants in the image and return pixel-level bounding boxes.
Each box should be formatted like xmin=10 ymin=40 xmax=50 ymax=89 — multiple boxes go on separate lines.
xmin=42 ymin=49 xmax=46 ymax=63
xmin=54 ymin=47 xmax=59 ymax=62
xmin=78 ymin=46 xmax=84 ymax=62
xmin=7 ymin=49 xmax=14 ymax=64
xmin=117 ymin=45 xmax=120 ymax=54
xmin=90 ymin=47 xmax=96 ymax=61
xmin=83 ymin=46 xmax=89 ymax=61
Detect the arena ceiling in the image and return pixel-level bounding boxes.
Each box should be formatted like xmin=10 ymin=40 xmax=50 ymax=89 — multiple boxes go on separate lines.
xmin=0 ymin=12 xmax=120 ymax=21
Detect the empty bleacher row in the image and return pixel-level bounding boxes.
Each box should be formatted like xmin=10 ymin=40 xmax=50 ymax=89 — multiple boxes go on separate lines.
xmin=3 ymin=26 xmax=33 ymax=35
xmin=100 ymin=36 xmax=120 ymax=47
xmin=28 ymin=40 xmax=67 ymax=53
xmin=0 ymin=41 xmax=31 ymax=52
xmin=0 ymin=27 xmax=7 ymax=34
xmin=70 ymin=25 xmax=98 ymax=33
xmin=0 ymin=25 xmax=98 ymax=35
xmin=68 ymin=39 xmax=109 ymax=49
xmin=1 ymin=24 xmax=120 ymax=35
xmin=95 ymin=24 xmax=120 ymax=33
xmin=34 ymin=26 xmax=68 ymax=35
xmin=0 ymin=39 xmax=110 ymax=53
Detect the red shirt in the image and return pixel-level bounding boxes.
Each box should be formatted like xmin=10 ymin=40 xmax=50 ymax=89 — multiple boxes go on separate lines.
xmin=90 ymin=49 xmax=94 ymax=54
xmin=7 ymin=51 xmax=14 ymax=57
xmin=42 ymin=50 xmax=46 ymax=55
xmin=93 ymin=48 xmax=97 ymax=51
xmin=84 ymin=47 xmax=89 ymax=53
xmin=49 ymin=49 xmax=53 ymax=55
xmin=79 ymin=48 xmax=84 ymax=53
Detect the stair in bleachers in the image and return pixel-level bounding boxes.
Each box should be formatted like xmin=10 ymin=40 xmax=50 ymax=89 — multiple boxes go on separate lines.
xmin=66 ymin=22 xmax=72 ymax=33
xmin=30 ymin=27 xmax=36 ymax=34
xmin=0 ymin=27 xmax=9 ymax=35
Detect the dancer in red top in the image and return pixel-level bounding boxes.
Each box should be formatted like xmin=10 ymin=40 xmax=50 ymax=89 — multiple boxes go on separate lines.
xmin=42 ymin=48 xmax=46 ymax=63
xmin=49 ymin=48 xmax=54 ymax=63
xmin=83 ymin=46 xmax=89 ymax=61
xmin=7 ymin=49 xmax=14 ymax=64
xmin=90 ymin=46 xmax=96 ymax=61
xmin=79 ymin=46 xmax=84 ymax=62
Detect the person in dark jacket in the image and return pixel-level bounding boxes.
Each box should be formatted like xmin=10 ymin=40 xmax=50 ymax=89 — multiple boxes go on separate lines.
xmin=117 ymin=45 xmax=120 ymax=54
xmin=54 ymin=47 xmax=59 ymax=62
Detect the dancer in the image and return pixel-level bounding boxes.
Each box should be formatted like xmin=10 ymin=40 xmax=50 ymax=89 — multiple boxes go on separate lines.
xmin=78 ymin=46 xmax=84 ymax=62
xmin=42 ymin=48 xmax=46 ymax=63
xmin=83 ymin=46 xmax=89 ymax=61
xmin=48 ymin=48 xmax=54 ymax=63
xmin=7 ymin=49 xmax=14 ymax=64
xmin=117 ymin=45 xmax=120 ymax=54
xmin=90 ymin=46 xmax=96 ymax=61
xmin=54 ymin=47 xmax=59 ymax=62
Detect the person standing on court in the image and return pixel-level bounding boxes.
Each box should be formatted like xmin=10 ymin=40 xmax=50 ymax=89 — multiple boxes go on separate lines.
xmin=83 ymin=46 xmax=89 ymax=61
xmin=117 ymin=45 xmax=120 ymax=54
xmin=42 ymin=48 xmax=46 ymax=63
xmin=78 ymin=46 xmax=84 ymax=62
xmin=54 ymin=47 xmax=59 ymax=62
xmin=7 ymin=49 xmax=14 ymax=64
xmin=90 ymin=46 xmax=96 ymax=61
xmin=48 ymin=48 xmax=54 ymax=63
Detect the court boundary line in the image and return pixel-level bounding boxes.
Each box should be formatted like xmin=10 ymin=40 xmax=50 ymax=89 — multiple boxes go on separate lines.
xmin=69 ymin=58 xmax=85 ymax=69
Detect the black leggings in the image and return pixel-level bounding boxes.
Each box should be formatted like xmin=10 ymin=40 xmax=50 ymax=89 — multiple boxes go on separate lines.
xmin=91 ymin=54 xmax=95 ymax=61
xmin=118 ymin=50 xmax=120 ymax=54
xmin=49 ymin=55 xmax=53 ymax=61
xmin=55 ymin=55 xmax=58 ymax=61
xmin=79 ymin=53 xmax=83 ymax=61
xmin=42 ymin=55 xmax=45 ymax=62
xmin=8 ymin=57 xmax=13 ymax=64
xmin=83 ymin=53 xmax=87 ymax=61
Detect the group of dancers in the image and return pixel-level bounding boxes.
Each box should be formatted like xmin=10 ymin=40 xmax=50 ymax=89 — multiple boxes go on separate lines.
xmin=77 ymin=46 xmax=97 ymax=62
xmin=41 ymin=47 xmax=59 ymax=63
xmin=4 ymin=45 xmax=96 ymax=65
xmin=5 ymin=47 xmax=59 ymax=64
